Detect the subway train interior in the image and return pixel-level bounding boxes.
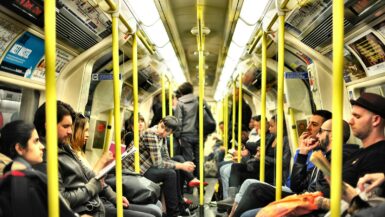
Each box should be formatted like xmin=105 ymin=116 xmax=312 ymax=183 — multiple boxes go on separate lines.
xmin=1 ymin=0 xmax=385 ymax=216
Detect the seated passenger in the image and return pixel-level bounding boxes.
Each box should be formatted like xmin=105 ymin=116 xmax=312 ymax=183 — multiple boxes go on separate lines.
xmin=34 ymin=101 xmax=156 ymax=217
xmin=122 ymin=114 xmax=146 ymax=149
xmin=235 ymin=92 xmax=385 ymax=216
xmin=0 ymin=120 xmax=77 ymax=217
xmin=218 ymin=124 xmax=252 ymax=200
xmin=219 ymin=115 xmax=291 ymax=211
xmin=71 ymin=113 xmax=162 ymax=217
xmin=342 ymin=173 xmax=385 ymax=217
xmin=122 ymin=116 xmax=196 ymax=217
xmin=228 ymin=111 xmax=333 ymax=217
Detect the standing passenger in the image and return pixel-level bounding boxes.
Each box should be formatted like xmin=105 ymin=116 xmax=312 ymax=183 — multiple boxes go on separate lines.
xmin=174 ymin=82 xmax=200 ymax=177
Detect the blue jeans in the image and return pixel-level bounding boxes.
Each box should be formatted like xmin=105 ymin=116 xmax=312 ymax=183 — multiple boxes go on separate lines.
xmin=219 ymin=163 xmax=232 ymax=198
xmin=240 ymin=208 xmax=260 ymax=217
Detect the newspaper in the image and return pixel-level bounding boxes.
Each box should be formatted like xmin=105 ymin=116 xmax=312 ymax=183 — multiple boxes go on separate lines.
xmin=95 ymin=146 xmax=136 ymax=180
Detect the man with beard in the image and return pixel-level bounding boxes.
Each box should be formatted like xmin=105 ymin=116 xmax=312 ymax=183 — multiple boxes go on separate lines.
xmin=235 ymin=119 xmax=352 ymax=217
xmin=226 ymin=110 xmax=332 ymax=217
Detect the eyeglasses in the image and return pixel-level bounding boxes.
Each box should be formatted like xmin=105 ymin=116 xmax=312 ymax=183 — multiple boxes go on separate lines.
xmin=319 ymin=128 xmax=331 ymax=134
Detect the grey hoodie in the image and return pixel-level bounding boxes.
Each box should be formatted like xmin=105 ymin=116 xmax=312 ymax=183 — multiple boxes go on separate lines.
xmin=174 ymin=93 xmax=199 ymax=137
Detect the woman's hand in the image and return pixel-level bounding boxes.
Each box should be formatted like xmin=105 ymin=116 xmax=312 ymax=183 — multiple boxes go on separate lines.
xmin=122 ymin=196 xmax=130 ymax=208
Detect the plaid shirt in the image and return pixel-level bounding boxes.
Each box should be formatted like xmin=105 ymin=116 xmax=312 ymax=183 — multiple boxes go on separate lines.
xmin=122 ymin=126 xmax=176 ymax=174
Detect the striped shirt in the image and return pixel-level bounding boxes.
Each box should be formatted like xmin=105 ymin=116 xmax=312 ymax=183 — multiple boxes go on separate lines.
xmin=122 ymin=126 xmax=176 ymax=174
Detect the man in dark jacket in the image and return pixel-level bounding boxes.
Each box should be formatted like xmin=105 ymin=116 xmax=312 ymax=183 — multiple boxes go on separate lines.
xmin=291 ymin=119 xmax=346 ymax=197
xmin=229 ymin=110 xmax=332 ymax=217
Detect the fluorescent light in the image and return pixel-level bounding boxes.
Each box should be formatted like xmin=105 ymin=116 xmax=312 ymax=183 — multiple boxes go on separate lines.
xmin=143 ymin=19 xmax=170 ymax=47
xmin=240 ymin=0 xmax=270 ymax=24
xmin=232 ymin=20 xmax=256 ymax=46
xmin=126 ymin=0 xmax=186 ymax=83
xmin=214 ymin=0 xmax=271 ymax=101
xmin=127 ymin=0 xmax=159 ymax=25
xmin=227 ymin=42 xmax=244 ymax=61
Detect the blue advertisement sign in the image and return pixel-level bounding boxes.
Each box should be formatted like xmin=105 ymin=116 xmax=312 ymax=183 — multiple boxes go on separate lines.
xmin=0 ymin=32 xmax=45 ymax=77
xmin=284 ymin=72 xmax=309 ymax=79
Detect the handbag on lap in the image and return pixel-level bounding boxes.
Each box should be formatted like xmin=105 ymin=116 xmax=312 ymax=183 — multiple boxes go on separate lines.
xmin=105 ymin=170 xmax=161 ymax=205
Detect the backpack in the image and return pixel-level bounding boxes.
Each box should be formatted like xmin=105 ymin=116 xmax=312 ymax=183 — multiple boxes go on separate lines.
xmin=0 ymin=169 xmax=77 ymax=217
xmin=195 ymin=99 xmax=216 ymax=136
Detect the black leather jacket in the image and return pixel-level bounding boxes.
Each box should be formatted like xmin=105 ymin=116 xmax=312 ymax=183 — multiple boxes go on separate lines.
xmin=58 ymin=144 xmax=115 ymax=216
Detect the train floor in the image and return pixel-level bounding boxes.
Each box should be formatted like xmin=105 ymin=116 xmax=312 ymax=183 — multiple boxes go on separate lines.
xmin=184 ymin=178 xmax=227 ymax=217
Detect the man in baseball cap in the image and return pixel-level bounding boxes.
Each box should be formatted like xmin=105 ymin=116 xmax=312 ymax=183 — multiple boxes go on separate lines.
xmin=343 ymin=92 xmax=385 ymax=186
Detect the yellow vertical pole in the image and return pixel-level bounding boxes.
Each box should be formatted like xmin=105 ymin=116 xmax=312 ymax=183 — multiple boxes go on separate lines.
xmin=289 ymin=108 xmax=299 ymax=150
xmin=331 ymin=0 xmax=344 ymax=216
xmin=222 ymin=101 xmax=226 ymax=142
xmin=169 ymin=81 xmax=174 ymax=157
xmin=237 ymin=75 xmax=243 ymax=163
xmin=276 ymin=11 xmax=286 ymax=201
xmin=111 ymin=11 xmax=123 ymax=217
xmin=162 ymin=74 xmax=166 ymax=118
xmin=132 ymin=33 xmax=140 ymax=173
xmin=232 ymin=83 xmax=236 ymax=150
xmin=44 ymin=0 xmax=59 ymax=216
xmin=103 ymin=109 xmax=114 ymax=153
xmin=260 ymin=32 xmax=267 ymax=182
xmin=224 ymin=96 xmax=229 ymax=154
xmin=197 ymin=4 xmax=205 ymax=207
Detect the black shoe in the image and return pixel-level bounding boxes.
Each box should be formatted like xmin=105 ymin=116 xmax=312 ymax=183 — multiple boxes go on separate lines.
xmin=187 ymin=203 xmax=198 ymax=212
xmin=179 ymin=208 xmax=191 ymax=217
xmin=217 ymin=197 xmax=234 ymax=210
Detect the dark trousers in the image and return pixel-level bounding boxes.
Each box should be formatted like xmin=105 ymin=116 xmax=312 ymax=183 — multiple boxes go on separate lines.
xmin=229 ymin=163 xmax=259 ymax=188
xmin=233 ymin=182 xmax=293 ymax=217
xmin=144 ymin=167 xmax=183 ymax=217
xmin=179 ymin=136 xmax=200 ymax=177
xmin=172 ymin=155 xmax=195 ymax=192
xmin=104 ymin=200 xmax=157 ymax=217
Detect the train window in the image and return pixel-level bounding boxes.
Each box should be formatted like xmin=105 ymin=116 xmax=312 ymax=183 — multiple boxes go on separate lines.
xmin=0 ymin=82 xmax=22 ymax=128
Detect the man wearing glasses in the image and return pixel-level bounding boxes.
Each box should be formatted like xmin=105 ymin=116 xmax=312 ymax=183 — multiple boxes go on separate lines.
xmin=122 ymin=116 xmax=195 ymax=217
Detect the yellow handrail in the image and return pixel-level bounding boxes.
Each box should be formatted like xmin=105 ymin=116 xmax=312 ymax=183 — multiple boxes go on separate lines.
xmin=237 ymin=75 xmax=243 ymax=163
xmin=289 ymin=108 xmax=299 ymax=150
xmin=169 ymin=81 xmax=174 ymax=157
xmin=330 ymin=0 xmax=344 ymax=216
xmin=103 ymin=109 xmax=114 ymax=153
xmin=197 ymin=3 xmax=205 ymax=207
xmin=45 ymin=0 xmax=59 ymax=216
xmin=259 ymin=32 xmax=267 ymax=182
xmin=247 ymin=0 xmax=290 ymax=54
xmin=132 ymin=33 xmax=140 ymax=173
xmin=111 ymin=11 xmax=123 ymax=217
xmin=224 ymin=96 xmax=229 ymax=154
xmin=275 ymin=11 xmax=286 ymax=201
xmin=232 ymin=82 xmax=236 ymax=151
xmin=104 ymin=0 xmax=154 ymax=54
xmin=162 ymin=74 xmax=166 ymax=118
